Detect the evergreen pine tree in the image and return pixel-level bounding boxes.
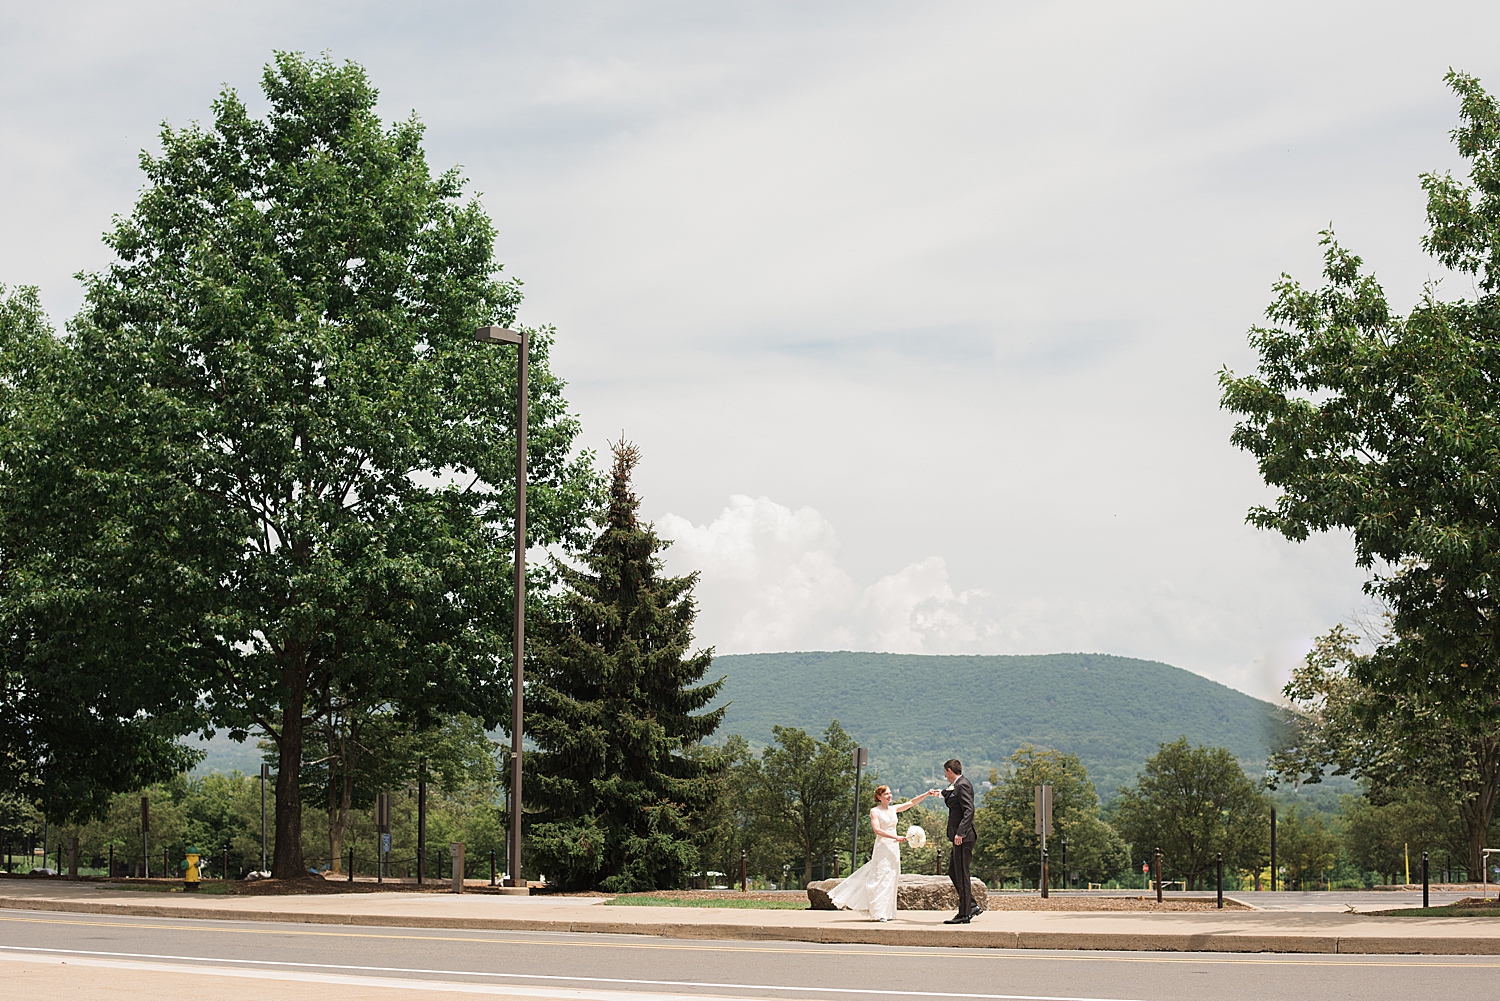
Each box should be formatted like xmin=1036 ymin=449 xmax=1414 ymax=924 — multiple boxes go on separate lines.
xmin=526 ymin=440 xmax=726 ymax=891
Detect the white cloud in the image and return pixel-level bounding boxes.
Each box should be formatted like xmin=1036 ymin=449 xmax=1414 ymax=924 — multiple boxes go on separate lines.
xmin=658 ymin=496 xmax=859 ymax=652
xmin=661 ymin=497 xmax=1010 ymax=655
xmin=659 ymin=493 xmax=1374 ymax=703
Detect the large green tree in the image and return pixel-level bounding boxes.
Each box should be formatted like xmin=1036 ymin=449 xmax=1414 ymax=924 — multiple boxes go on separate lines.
xmin=525 ymin=441 xmax=725 ymax=891
xmin=1337 ymin=784 xmax=1481 ymax=884
xmin=973 ymin=744 xmax=1126 ymax=888
xmin=1271 ymin=806 xmax=1339 ymax=891
xmin=1111 ymin=739 xmax=1268 ymax=889
xmin=1219 ymin=70 xmax=1500 ymax=878
xmin=750 ymin=721 xmax=863 ymax=885
xmin=0 ymin=285 xmax=201 ymax=823
xmin=1272 ymin=625 xmax=1500 ymax=873
xmin=2 ymin=54 xmax=600 ymax=876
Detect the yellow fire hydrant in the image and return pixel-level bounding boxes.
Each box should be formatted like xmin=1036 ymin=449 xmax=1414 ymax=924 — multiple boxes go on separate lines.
xmin=184 ymin=851 xmax=201 ymax=891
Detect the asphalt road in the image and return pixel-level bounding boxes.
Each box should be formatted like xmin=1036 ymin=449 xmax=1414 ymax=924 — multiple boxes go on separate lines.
xmin=1 ymin=908 xmax=1495 ymax=1001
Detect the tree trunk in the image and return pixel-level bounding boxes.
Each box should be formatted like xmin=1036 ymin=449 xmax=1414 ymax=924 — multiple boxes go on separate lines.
xmin=1460 ymin=737 xmax=1500 ymax=878
xmin=326 ymin=721 xmax=357 ymax=874
xmin=272 ymin=668 xmax=308 ymax=880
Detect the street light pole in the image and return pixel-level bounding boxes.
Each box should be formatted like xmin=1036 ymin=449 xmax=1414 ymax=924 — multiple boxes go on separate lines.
xmin=259 ymin=764 xmax=268 ymax=874
xmin=475 ymin=325 xmax=527 ymax=889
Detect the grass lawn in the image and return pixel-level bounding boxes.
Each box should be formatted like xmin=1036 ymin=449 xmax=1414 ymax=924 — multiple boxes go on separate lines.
xmin=603 ymin=893 xmax=808 ymax=909
xmin=100 ymin=881 xmax=236 ymax=895
xmin=1374 ymin=897 xmax=1500 ymax=917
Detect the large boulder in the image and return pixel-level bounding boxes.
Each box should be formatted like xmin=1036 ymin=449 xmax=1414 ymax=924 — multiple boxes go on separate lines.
xmin=807 ymin=873 xmax=988 ymax=911
xmin=807 ymin=879 xmax=840 ymax=910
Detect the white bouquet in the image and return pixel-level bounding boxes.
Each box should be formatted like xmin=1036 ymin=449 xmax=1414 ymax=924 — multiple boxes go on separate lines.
xmin=904 ymin=825 xmax=927 ymax=850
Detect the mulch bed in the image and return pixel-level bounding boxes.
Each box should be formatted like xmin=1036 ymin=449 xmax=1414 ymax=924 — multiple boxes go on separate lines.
xmin=18 ymin=874 xmax=515 ymax=896
xmin=979 ymin=895 xmax=1250 ymax=912
xmin=592 ymin=889 xmax=803 ymax=904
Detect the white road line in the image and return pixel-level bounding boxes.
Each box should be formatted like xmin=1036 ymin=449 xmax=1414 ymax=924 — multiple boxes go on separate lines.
xmin=0 ymin=945 xmax=1146 ymax=1001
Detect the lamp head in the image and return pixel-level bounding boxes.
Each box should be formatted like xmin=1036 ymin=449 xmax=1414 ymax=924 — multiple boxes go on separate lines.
xmin=475 ymin=326 xmax=523 ymax=345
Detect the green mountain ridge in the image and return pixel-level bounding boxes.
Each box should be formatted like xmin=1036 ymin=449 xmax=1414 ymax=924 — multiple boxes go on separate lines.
xmin=710 ymin=651 xmax=1288 ymax=798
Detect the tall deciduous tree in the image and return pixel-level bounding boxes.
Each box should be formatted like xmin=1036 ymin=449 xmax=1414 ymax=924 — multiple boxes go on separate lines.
xmin=1339 ymin=786 xmax=1466 ymax=884
xmin=973 ymin=744 xmax=1126 ymax=888
xmin=1273 ymin=625 xmax=1500 ymax=873
xmin=5 ymin=54 xmax=600 ymax=875
xmin=1220 ymin=71 xmax=1500 ymax=877
xmin=1 ymin=285 xmax=201 ymax=823
xmin=1272 ymin=806 xmax=1339 ymax=891
xmin=525 ymin=441 xmax=725 ymax=891
xmin=750 ymin=721 xmax=862 ymax=885
xmin=1111 ymin=739 xmax=1268 ymax=889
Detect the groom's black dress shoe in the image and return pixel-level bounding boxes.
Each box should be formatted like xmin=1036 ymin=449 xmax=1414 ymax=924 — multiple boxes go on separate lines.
xmin=943 ymin=915 xmax=971 ymax=924
xmin=969 ymin=907 xmax=983 ymax=918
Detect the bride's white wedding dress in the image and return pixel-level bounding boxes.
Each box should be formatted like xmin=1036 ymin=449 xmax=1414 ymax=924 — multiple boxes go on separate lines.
xmin=829 ymin=804 xmax=900 ymax=920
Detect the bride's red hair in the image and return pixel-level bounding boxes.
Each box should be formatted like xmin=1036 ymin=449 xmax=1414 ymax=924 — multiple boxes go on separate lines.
xmin=872 ymin=785 xmax=890 ymax=805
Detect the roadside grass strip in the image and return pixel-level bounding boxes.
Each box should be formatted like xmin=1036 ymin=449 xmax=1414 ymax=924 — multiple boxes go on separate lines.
xmin=603 ymin=894 xmax=808 ymax=909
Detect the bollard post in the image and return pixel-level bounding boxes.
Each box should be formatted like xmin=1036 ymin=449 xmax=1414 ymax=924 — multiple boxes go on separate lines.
xmin=1154 ymin=848 xmax=1162 ymax=903
xmin=490 ymin=848 xmax=497 ymax=887
xmin=741 ymin=849 xmax=747 ymax=891
xmin=68 ymin=836 xmax=79 ymax=880
xmin=937 ymin=846 xmax=943 ymax=877
xmin=1217 ymin=852 xmax=1224 ymax=909
xmin=223 ymin=844 xmax=230 ymax=881
xmin=1423 ymin=852 xmax=1430 ymax=909
xmin=163 ymin=848 xmax=169 ymax=880
xmin=109 ymin=844 xmax=114 ymax=878
xmin=348 ymin=846 xmax=354 ymax=882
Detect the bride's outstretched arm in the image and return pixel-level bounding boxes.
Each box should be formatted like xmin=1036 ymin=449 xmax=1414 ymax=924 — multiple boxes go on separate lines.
xmin=895 ymin=790 xmax=934 ymax=812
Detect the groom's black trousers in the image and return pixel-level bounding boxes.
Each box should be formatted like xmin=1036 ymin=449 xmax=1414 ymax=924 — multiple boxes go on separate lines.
xmin=948 ymin=839 xmax=974 ymax=916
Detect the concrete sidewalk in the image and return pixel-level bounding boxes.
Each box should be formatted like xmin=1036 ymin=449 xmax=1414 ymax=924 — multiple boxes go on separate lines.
xmin=1 ymin=879 xmax=1497 ymax=955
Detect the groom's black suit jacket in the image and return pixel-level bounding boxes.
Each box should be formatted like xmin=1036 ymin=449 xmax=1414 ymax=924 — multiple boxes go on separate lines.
xmin=942 ymin=775 xmax=977 ymax=842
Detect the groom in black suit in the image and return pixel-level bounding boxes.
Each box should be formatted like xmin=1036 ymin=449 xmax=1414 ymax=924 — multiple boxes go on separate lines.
xmin=939 ymin=759 xmax=979 ymax=924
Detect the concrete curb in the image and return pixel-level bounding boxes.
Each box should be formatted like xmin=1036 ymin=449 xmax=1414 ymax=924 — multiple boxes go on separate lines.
xmin=3 ymin=894 xmax=1497 ymax=955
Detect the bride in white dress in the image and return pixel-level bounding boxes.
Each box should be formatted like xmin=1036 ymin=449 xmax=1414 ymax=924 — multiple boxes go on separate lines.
xmin=829 ymin=784 xmax=937 ymax=921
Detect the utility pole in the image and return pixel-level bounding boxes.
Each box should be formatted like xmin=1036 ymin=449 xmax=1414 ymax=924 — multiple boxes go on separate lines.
xmin=260 ymin=764 xmax=269 ymax=874
xmin=474 ymin=325 xmax=529 ymax=889
xmin=417 ymin=762 xmax=427 ymax=885
xmin=376 ymin=793 xmax=392 ymax=883
xmin=850 ymin=748 xmax=868 ymax=873
xmin=1034 ymin=784 xmax=1052 ymax=898
xmin=1269 ymin=807 xmax=1277 ymax=892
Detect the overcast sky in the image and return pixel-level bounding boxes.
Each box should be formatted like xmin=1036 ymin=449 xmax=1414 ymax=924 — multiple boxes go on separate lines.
xmin=4 ymin=2 xmax=1495 ymax=701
